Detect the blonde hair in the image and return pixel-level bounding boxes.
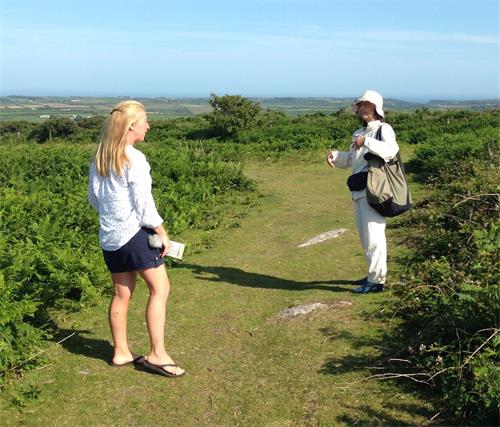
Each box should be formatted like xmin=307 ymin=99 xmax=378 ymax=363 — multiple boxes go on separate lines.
xmin=94 ymin=100 xmax=146 ymax=176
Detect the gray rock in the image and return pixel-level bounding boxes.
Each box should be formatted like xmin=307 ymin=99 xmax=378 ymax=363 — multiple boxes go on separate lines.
xmin=297 ymin=228 xmax=348 ymax=248
xmin=278 ymin=302 xmax=329 ymax=318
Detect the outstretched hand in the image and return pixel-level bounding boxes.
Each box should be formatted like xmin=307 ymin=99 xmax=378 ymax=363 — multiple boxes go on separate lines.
xmin=326 ymin=151 xmax=337 ymax=168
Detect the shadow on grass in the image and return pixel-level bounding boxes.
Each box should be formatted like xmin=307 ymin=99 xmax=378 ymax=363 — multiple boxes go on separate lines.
xmin=335 ymin=402 xmax=433 ymax=427
xmin=180 ymin=263 xmax=360 ymax=292
xmin=51 ymin=328 xmax=176 ymax=378
xmin=319 ymin=324 xmax=439 ymax=425
xmin=52 ymin=328 xmax=113 ymax=365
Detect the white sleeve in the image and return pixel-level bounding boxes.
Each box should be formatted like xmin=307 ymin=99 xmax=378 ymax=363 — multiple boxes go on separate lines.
xmin=329 ymin=149 xmax=353 ymax=169
xmin=127 ymin=157 xmax=164 ymax=229
xmin=364 ymin=124 xmax=399 ymax=162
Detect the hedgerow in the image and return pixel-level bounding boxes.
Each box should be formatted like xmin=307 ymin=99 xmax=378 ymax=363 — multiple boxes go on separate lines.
xmin=391 ymin=124 xmax=499 ymax=424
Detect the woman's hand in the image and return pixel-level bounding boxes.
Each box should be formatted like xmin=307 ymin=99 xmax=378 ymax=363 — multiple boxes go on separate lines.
xmin=353 ymin=135 xmax=365 ymax=150
xmin=326 ymin=150 xmax=338 ymax=168
xmin=158 ymin=234 xmax=170 ymax=257
xmin=152 ymin=224 xmax=171 ymax=257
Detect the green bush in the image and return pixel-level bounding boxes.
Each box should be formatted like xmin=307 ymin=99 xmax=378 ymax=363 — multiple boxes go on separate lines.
xmin=392 ymin=128 xmax=499 ymax=424
xmin=206 ymin=94 xmax=261 ymax=138
xmin=407 ymin=128 xmax=498 ymax=183
xmin=0 ymin=268 xmax=46 ymax=384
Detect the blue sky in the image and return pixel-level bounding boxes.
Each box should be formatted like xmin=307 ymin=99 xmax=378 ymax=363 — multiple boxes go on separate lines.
xmin=0 ymin=0 xmax=498 ymax=101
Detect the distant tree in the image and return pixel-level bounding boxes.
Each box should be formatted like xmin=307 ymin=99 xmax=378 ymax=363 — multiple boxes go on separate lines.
xmin=31 ymin=117 xmax=78 ymax=143
xmin=206 ymin=94 xmax=261 ymax=138
xmin=75 ymin=115 xmax=106 ymax=129
xmin=0 ymin=121 xmax=37 ymax=137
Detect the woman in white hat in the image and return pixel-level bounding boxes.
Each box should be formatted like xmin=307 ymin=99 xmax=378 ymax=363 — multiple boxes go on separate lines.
xmin=326 ymin=90 xmax=399 ymax=293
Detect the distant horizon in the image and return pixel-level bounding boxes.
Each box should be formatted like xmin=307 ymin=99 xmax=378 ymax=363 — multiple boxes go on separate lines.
xmin=2 ymin=92 xmax=499 ymax=104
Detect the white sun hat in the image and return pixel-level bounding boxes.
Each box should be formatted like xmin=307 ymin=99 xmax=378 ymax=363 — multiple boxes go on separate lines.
xmin=354 ymin=90 xmax=385 ymax=118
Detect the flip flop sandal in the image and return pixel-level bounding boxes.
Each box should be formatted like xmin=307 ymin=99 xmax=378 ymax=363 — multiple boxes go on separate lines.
xmin=142 ymin=360 xmax=186 ymax=378
xmin=109 ymin=354 xmax=145 ymax=367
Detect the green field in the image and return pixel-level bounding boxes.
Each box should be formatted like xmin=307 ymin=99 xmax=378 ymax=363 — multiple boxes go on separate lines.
xmin=1 ymin=95 xmax=498 ymax=122
xmin=0 ymin=97 xmax=210 ymax=122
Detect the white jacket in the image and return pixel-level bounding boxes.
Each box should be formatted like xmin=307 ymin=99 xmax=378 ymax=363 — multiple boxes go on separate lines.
xmin=329 ymin=120 xmax=399 ymax=200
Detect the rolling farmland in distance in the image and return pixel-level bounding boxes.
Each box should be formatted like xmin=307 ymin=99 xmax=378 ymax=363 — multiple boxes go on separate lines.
xmin=1 ymin=95 xmax=498 ymax=122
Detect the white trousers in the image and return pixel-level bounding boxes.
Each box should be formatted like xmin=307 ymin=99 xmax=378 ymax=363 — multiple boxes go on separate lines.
xmin=354 ymin=196 xmax=387 ymax=284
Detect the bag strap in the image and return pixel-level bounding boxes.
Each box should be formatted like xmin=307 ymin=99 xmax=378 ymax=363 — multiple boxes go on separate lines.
xmin=363 ymin=124 xmax=388 ymax=163
xmin=363 ymin=125 xmax=385 ymax=163
xmin=375 ymin=123 xmax=401 ymax=165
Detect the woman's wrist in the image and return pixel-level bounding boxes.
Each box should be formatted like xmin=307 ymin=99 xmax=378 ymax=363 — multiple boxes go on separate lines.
xmin=160 ymin=234 xmax=170 ymax=245
xmin=152 ymin=224 xmax=168 ymax=238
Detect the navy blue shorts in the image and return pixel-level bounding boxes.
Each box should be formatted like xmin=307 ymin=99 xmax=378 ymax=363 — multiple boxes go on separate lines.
xmin=102 ymin=227 xmax=164 ymax=273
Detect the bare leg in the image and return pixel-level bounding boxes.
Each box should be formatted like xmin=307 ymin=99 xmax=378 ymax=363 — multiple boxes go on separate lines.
xmin=138 ymin=264 xmax=185 ymax=376
xmin=109 ymin=271 xmax=137 ymax=365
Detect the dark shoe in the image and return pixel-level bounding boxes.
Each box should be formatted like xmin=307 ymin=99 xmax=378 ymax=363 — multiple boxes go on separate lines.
xmin=142 ymin=359 xmax=186 ymax=378
xmin=352 ymin=277 xmax=368 ymax=286
xmin=352 ymin=281 xmax=384 ymax=293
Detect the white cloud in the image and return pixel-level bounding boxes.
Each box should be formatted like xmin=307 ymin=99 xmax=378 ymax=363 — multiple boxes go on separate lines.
xmin=355 ymin=30 xmax=499 ymax=45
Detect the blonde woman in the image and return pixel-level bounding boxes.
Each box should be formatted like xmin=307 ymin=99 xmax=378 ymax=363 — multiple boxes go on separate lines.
xmin=88 ymin=100 xmax=185 ymax=377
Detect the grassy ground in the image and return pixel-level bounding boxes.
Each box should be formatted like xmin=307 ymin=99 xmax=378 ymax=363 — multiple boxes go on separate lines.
xmin=0 ymin=153 xmax=436 ymax=426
